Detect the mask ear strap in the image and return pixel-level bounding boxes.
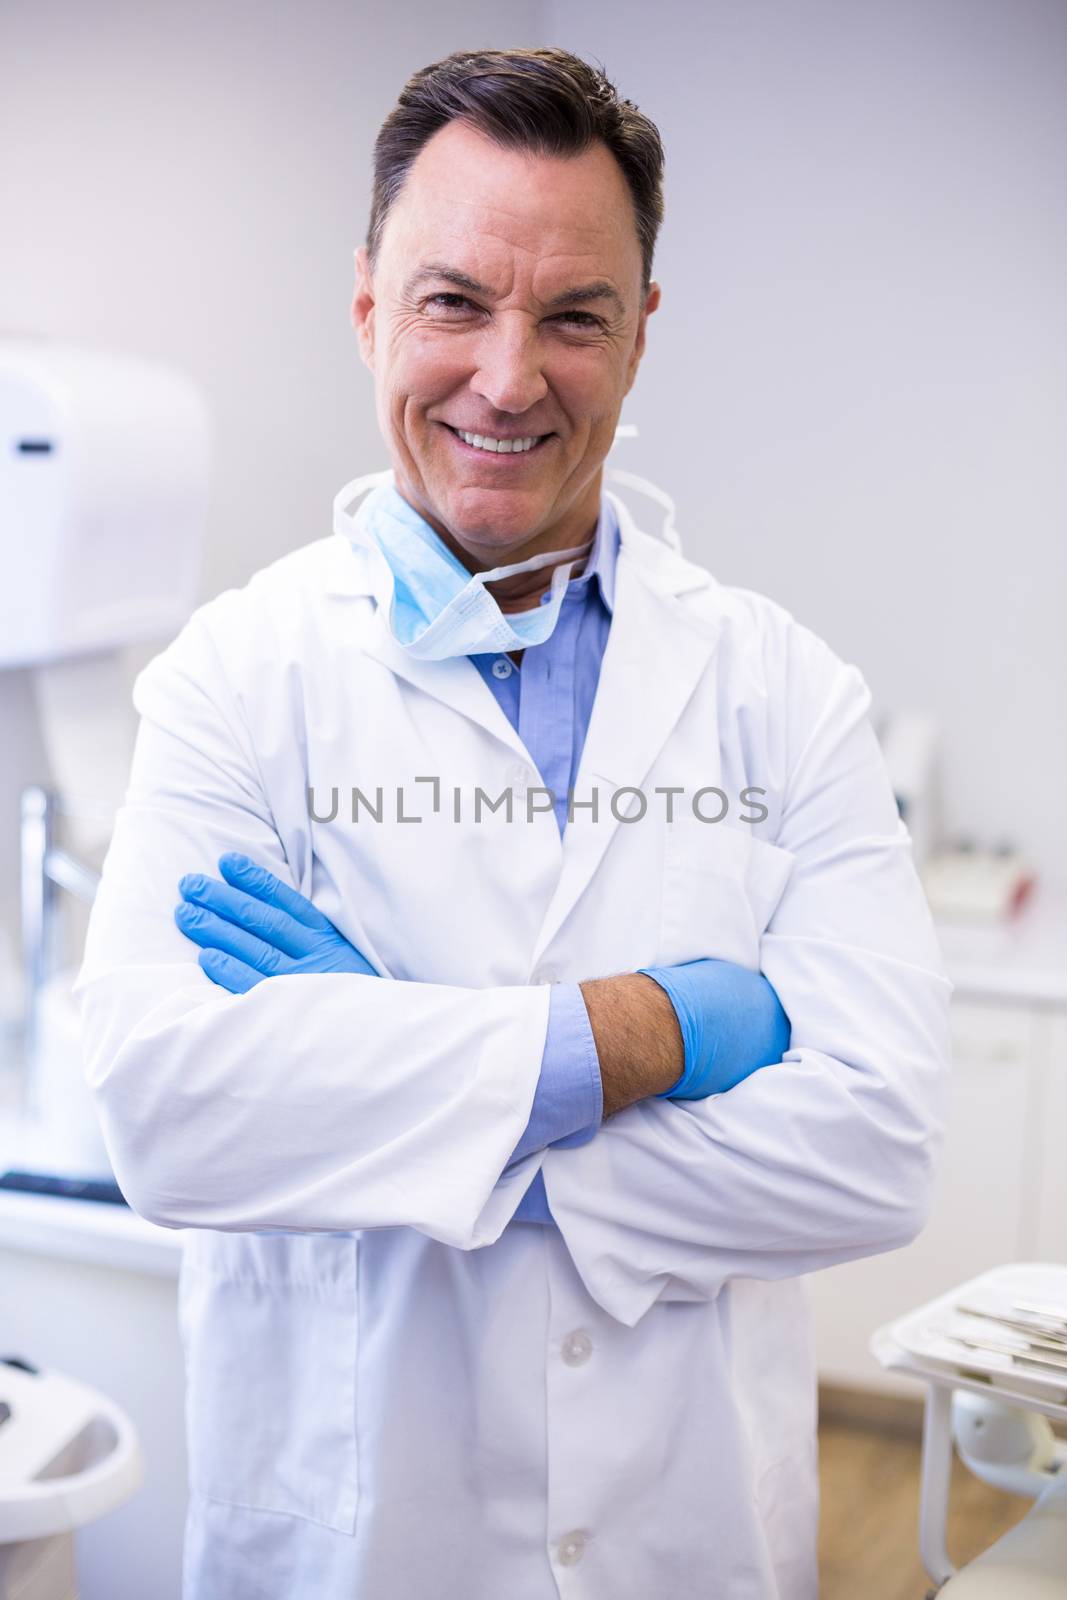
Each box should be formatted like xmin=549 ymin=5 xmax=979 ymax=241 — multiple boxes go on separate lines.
xmin=604 ymin=466 xmax=683 ymax=554
xmin=333 ymin=468 xmax=394 ymax=537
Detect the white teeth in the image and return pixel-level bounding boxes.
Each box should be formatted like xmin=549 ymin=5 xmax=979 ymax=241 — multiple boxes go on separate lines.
xmin=456 ymin=429 xmax=540 ymax=454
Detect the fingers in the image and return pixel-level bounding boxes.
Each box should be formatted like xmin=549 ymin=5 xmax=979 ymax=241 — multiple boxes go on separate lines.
xmin=175 ymin=899 xmax=293 ymax=976
xmin=177 ymin=869 xmax=317 ymax=959
xmin=217 ymin=853 xmax=336 ymax=933
xmin=198 ymin=947 xmax=262 ymax=995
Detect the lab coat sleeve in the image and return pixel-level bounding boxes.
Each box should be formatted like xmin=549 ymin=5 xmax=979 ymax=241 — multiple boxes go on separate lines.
xmin=73 ymin=615 xmax=550 ymax=1249
xmin=540 ymin=623 xmax=953 ymax=1327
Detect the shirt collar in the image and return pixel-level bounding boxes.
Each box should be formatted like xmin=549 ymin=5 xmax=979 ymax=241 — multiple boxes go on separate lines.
xmin=561 ymin=490 xmax=619 ymax=616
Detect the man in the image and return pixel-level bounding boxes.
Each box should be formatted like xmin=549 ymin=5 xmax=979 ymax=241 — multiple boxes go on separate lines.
xmin=75 ymin=46 xmax=951 ymax=1599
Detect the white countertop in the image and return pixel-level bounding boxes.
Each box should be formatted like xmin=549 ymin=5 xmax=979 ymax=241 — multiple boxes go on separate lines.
xmin=934 ymin=884 xmax=1067 ymax=1008
xmin=0 ymin=1182 xmax=185 ymax=1276
xmin=1 ymin=885 xmax=1063 ymax=1279
xmin=0 ymin=1079 xmax=185 ymax=1278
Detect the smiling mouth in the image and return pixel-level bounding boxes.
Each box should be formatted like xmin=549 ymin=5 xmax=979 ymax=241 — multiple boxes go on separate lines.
xmin=442 ymin=423 xmax=554 ymax=457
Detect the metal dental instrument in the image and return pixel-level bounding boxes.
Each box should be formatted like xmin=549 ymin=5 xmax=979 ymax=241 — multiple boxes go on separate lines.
xmin=956 ymin=1307 xmax=1067 ymax=1349
xmin=948 ymin=1333 xmax=1067 ymax=1373
xmin=1011 ymin=1299 xmax=1067 ymax=1328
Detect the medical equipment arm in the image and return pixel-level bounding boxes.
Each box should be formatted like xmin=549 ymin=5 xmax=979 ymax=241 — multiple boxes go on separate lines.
xmin=73 ymin=622 xmax=552 ymax=1251
xmin=539 ymin=625 xmax=953 ymax=1327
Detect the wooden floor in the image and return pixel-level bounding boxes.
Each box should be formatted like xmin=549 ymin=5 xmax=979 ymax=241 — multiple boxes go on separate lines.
xmin=817 ymin=1414 xmax=1036 ymax=1599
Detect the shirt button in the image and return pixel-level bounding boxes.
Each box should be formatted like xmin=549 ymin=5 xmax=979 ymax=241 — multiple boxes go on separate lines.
xmin=557 ymin=1530 xmax=587 ymax=1566
xmin=491 ymin=657 xmax=513 ymax=679
xmin=561 ymin=1329 xmax=593 ymax=1366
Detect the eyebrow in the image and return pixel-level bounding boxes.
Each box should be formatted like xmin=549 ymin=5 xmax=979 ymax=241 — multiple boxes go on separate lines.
xmin=403 ymin=264 xmax=626 ymax=318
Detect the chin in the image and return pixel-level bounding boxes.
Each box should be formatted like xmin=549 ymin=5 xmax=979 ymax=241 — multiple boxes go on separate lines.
xmin=442 ymin=487 xmax=548 ymax=543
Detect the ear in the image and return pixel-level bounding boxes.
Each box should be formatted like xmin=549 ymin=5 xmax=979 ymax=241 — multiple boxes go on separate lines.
xmin=351 ymin=245 xmax=376 ymax=370
xmin=624 ymin=280 xmax=661 ymax=395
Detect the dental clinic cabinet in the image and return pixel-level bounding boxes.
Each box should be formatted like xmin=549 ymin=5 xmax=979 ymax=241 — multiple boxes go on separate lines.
xmin=807 ymin=890 xmax=1067 ymax=1394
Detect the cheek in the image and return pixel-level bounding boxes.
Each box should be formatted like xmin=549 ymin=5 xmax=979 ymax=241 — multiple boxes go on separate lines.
xmin=387 ymin=328 xmax=473 ymax=408
xmin=548 ymin=347 xmax=621 ymax=423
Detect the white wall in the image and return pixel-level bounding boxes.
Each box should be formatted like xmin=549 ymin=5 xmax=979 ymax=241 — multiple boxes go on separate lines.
xmin=550 ymin=0 xmax=1067 ymax=884
xmin=1 ymin=0 xmax=1065 ymax=935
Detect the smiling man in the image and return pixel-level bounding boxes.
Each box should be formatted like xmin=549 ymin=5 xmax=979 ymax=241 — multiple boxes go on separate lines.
xmin=353 ymin=109 xmax=658 ymax=580
xmin=75 ymin=46 xmax=951 ymax=1600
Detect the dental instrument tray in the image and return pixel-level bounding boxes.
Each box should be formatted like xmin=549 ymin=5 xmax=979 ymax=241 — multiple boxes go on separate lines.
xmin=883 ymin=1263 xmax=1067 ymax=1405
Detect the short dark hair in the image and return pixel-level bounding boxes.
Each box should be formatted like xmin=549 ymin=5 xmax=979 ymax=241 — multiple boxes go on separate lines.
xmin=367 ymin=47 xmax=665 ymax=294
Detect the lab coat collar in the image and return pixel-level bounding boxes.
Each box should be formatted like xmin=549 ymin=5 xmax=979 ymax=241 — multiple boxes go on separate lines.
xmin=322 ymin=473 xmax=722 ymax=955
xmin=529 ymin=490 xmax=721 ymax=959
xmin=573 ymin=489 xmax=618 ymax=615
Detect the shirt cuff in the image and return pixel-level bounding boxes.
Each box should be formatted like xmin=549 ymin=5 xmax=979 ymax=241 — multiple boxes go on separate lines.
xmin=506 ymin=982 xmax=603 ymax=1166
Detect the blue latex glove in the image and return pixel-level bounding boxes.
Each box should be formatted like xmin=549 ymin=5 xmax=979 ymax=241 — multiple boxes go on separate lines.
xmin=637 ymin=957 xmax=790 ymax=1100
xmin=175 ymin=851 xmax=377 ymax=994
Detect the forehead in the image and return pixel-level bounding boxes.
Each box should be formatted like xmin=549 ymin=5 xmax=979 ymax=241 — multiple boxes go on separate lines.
xmin=378 ymin=119 xmax=642 ymax=295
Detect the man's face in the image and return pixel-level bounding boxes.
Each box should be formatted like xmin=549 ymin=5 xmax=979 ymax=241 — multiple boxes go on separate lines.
xmin=351 ymin=118 xmax=660 ymax=570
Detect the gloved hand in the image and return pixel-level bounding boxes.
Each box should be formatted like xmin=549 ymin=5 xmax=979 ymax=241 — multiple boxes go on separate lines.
xmin=637 ymin=957 xmax=790 ymax=1100
xmin=175 ymin=851 xmax=377 ymax=994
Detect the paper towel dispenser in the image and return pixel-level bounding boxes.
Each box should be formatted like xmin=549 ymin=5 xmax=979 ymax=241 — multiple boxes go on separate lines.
xmin=0 ymin=339 xmax=210 ymax=666
xmin=0 ymin=341 xmax=211 ymax=1171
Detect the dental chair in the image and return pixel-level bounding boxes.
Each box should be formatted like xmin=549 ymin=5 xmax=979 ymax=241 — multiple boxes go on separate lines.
xmin=872 ymin=1264 xmax=1067 ymax=1597
xmin=0 ymin=1355 xmax=141 ymax=1599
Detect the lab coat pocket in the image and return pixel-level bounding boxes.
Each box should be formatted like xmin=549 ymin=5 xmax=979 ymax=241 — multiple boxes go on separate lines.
xmin=178 ymin=1230 xmax=360 ymax=1534
xmin=659 ymin=821 xmax=796 ymax=969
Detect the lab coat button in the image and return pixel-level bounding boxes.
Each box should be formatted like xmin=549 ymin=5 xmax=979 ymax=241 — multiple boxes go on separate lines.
xmin=561 ymin=1329 xmax=592 ymax=1366
xmin=533 ymin=965 xmax=559 ymax=985
xmin=557 ymin=1530 xmax=587 ymax=1566
xmin=491 ymin=657 xmax=513 ymax=679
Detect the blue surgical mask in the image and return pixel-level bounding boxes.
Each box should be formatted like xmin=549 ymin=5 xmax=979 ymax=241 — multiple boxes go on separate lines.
xmin=333 ymin=472 xmax=596 ymax=661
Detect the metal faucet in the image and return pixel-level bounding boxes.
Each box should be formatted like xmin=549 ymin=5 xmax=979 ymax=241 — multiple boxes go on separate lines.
xmin=19 ymin=785 xmax=101 ymax=1111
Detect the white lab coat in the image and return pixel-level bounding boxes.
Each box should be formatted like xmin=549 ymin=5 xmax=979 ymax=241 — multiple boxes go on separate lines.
xmin=74 ymin=482 xmax=952 ymax=1599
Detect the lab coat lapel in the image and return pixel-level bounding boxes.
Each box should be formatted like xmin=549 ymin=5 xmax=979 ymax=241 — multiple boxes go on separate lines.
xmin=530 ymin=505 xmax=721 ymax=967
xmin=362 ymin=609 xmax=534 ymax=766
xmin=325 ymin=537 xmax=534 ymax=765
xmin=325 ymin=475 xmax=537 ymax=762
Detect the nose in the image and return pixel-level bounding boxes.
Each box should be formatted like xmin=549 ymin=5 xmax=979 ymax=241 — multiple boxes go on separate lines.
xmin=469 ymin=316 xmax=549 ymax=415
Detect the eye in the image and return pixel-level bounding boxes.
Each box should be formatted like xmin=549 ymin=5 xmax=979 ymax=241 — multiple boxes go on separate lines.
xmin=553 ymin=310 xmax=603 ymax=329
xmin=422 ymin=294 xmax=604 ymax=331
xmin=426 ymin=293 xmax=477 ymax=314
